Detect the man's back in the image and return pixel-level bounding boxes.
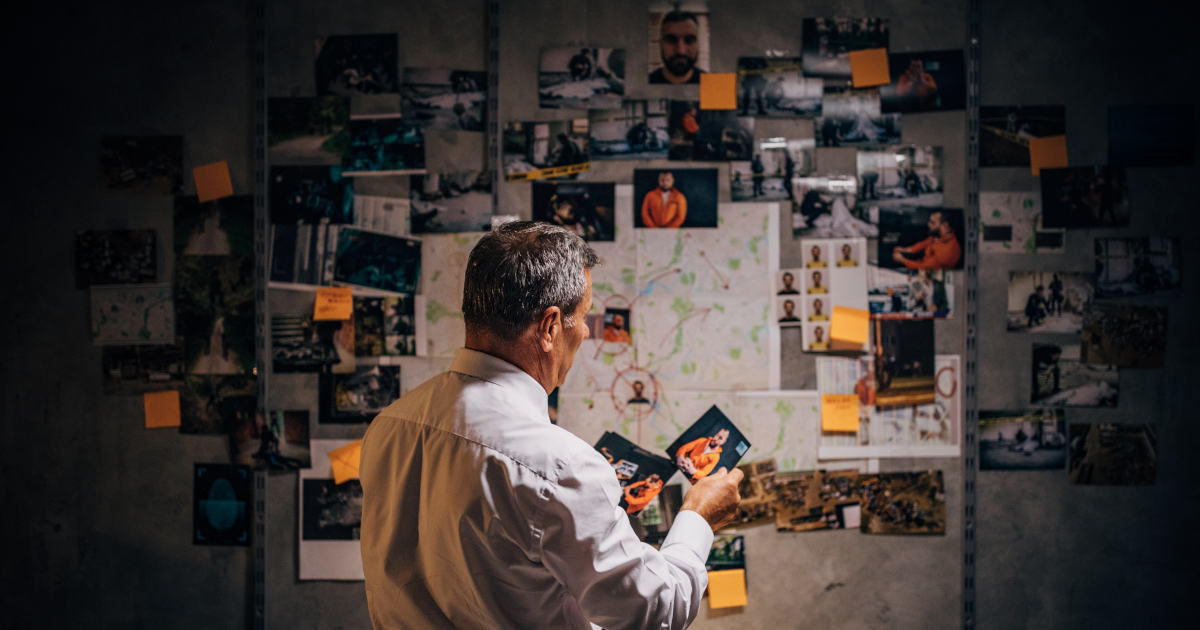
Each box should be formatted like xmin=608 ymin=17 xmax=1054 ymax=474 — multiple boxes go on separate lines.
xmin=360 ymin=349 xmax=712 ymax=630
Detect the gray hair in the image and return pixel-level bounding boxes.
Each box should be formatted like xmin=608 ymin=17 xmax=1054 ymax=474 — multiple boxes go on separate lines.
xmin=463 ymin=221 xmax=599 ymax=340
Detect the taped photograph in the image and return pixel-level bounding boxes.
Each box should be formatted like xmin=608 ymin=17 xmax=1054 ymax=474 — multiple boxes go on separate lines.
xmin=875 ymin=207 xmax=963 ymax=270
xmin=588 ymin=100 xmax=670 ymax=160
xmin=90 ymin=284 xmax=174 ymax=346
xmin=800 ymin=17 xmax=889 ymax=80
xmin=354 ymin=295 xmax=417 ymax=357
xmin=503 ymin=120 xmax=590 ymax=181
xmin=179 ymin=374 xmax=256 ymax=435
xmin=539 ymin=47 xmax=625 ymax=109
xmin=725 ymin=459 xmax=778 ymax=528
xmin=1080 ymin=304 xmax=1166 ymax=368
xmin=633 ymin=168 xmax=718 ymax=228
xmin=320 ymin=365 xmax=400 ymax=424
xmin=978 ymin=410 xmax=1067 ymax=470
xmin=99 ymin=135 xmax=183 ymax=195
xmin=736 ymin=57 xmax=822 ymax=118
xmin=730 ymin=138 xmax=814 ymax=202
xmin=815 ymin=87 xmax=901 ymax=147
xmin=300 ymin=440 xmax=365 ymax=580
xmin=101 ymin=342 xmax=185 ymax=395
xmin=1068 ymin=423 xmax=1156 ymax=486
xmin=75 ymin=230 xmax=157 ymax=289
xmin=979 ymin=106 xmax=1066 ymax=167
xmin=231 ymin=410 xmax=312 ymax=470
xmin=271 ymin=288 xmax=354 ymax=374
xmin=532 ymin=181 xmax=615 ymax=242
xmin=334 ymin=228 xmax=421 ymax=294
xmin=667 ymin=405 xmax=751 ymax=484
xmin=859 ymin=471 xmax=945 ymax=535
xmin=315 ymin=34 xmax=399 ymax=95
xmin=1006 ymin=271 xmax=1093 ymax=334
xmin=594 ymin=432 xmax=677 ymax=515
xmin=774 ymin=470 xmax=861 ymax=532
xmin=791 ymin=175 xmax=877 ymax=238
xmin=343 ymin=117 xmax=425 ymax=176
xmin=1094 ymin=237 xmax=1181 ymax=298
xmin=410 ymin=171 xmax=492 ymax=233
xmin=1032 ymin=344 xmax=1118 ymax=407
xmin=872 ymin=318 xmax=936 ymax=406
xmin=857 ymin=145 xmax=944 ymax=209
xmin=269 ymin=165 xmax=354 ymax=224
xmin=268 ymin=96 xmax=350 ymax=165
xmin=879 ymin=50 xmax=966 ymax=113
xmin=174 ymin=256 xmax=255 ymax=374
xmin=978 ymin=191 xmax=1064 ymax=254
xmin=1040 ymin=166 xmax=1129 ymax=228
xmin=666 ymin=101 xmax=754 ymax=161
xmin=400 ymin=68 xmax=486 ymax=131
xmin=647 ymin=1 xmax=710 ymax=85
xmin=174 ymin=195 xmax=254 ymax=257
xmin=193 ymin=463 xmax=250 ymax=546
xmin=867 ymin=267 xmax=953 ymax=319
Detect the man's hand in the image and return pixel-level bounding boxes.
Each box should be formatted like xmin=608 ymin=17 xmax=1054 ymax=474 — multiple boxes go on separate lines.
xmin=680 ymin=467 xmax=744 ymax=531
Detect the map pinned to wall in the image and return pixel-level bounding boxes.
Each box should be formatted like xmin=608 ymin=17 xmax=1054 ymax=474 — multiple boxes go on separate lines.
xmin=734 ymin=391 xmax=820 ymax=473
xmin=420 ymin=232 xmax=485 ymax=358
xmin=556 ymin=390 xmax=735 ymax=454
xmin=90 ymin=284 xmax=175 ymax=346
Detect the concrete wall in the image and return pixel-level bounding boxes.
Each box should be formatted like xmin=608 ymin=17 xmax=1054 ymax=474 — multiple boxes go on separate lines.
xmin=1 ymin=0 xmax=1195 ymax=628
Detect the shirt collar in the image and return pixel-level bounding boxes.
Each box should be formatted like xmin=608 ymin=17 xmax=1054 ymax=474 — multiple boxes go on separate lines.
xmin=450 ymin=348 xmax=550 ymax=419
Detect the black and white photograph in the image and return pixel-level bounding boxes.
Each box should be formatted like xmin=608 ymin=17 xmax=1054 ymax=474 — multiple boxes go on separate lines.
xmin=875 ymin=207 xmax=964 ymax=271
xmin=178 ymin=375 xmax=256 ymax=435
xmin=193 ymin=463 xmax=250 ymax=546
xmin=666 ymin=405 xmax=750 ymax=484
xmin=399 ymin=68 xmax=487 ymax=131
xmin=1032 ymin=344 xmax=1118 ymax=407
xmin=978 ymin=410 xmax=1067 ymax=470
xmin=815 ymin=87 xmax=902 ymax=147
xmin=1006 ymin=271 xmax=1093 ymax=334
xmin=342 ymin=117 xmax=425 ymax=175
xmin=302 ymin=478 xmax=363 ymax=539
xmin=792 ymin=176 xmax=878 ymax=239
xmin=730 ymin=138 xmax=814 ymax=201
xmin=858 ymin=471 xmax=945 ymax=535
xmin=647 ymin=1 xmax=710 ymax=85
xmin=1040 ymin=166 xmax=1129 ymax=228
xmin=1108 ymin=104 xmax=1195 ymax=167
xmin=231 ymin=410 xmax=312 ymax=470
xmin=539 ymin=47 xmax=625 ymax=109
xmin=174 ymin=255 xmax=256 ymax=374
xmin=101 ymin=342 xmax=185 ymax=395
xmin=314 ymin=33 xmax=399 ymax=95
xmin=503 ymin=120 xmax=590 ymax=181
xmin=1094 ymin=237 xmax=1181 ymax=298
xmin=271 ymin=288 xmax=354 ymax=374
xmin=857 ymin=145 xmax=944 ymax=208
xmin=633 ymin=168 xmax=718 ymax=228
xmin=174 ymin=195 xmax=254 ymax=257
xmin=736 ymin=57 xmax=823 ymax=118
xmin=588 ymin=100 xmax=670 ymax=160
xmin=320 ymin=365 xmax=400 ymax=424
xmin=872 ymin=318 xmax=936 ymax=407
xmin=269 ymin=165 xmax=354 ymax=225
xmin=99 ymin=135 xmax=183 ymax=195
xmin=879 ymin=50 xmax=966 ymax=113
xmin=980 ymin=106 xmax=1066 ymax=167
xmin=1080 ymin=304 xmax=1167 ymax=368
xmin=267 ymin=96 xmax=350 ymax=165
xmin=333 ymin=228 xmax=421 ymax=294
xmin=867 ymin=267 xmax=954 ymax=319
xmin=410 ymin=170 xmax=492 ymax=233
xmin=666 ymin=101 xmax=754 ymax=161
xmin=593 ymin=432 xmax=677 ymax=515
xmin=1068 ymin=423 xmax=1156 ymax=486
xmin=74 ymin=230 xmax=157 ymax=289
xmin=532 ymin=181 xmax=615 ymax=242
xmin=800 ymin=17 xmax=889 ymax=80
xmin=354 ymin=295 xmax=417 ymax=357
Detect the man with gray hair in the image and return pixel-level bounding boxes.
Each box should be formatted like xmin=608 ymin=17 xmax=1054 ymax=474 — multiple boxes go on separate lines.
xmin=360 ymin=222 xmax=743 ymax=629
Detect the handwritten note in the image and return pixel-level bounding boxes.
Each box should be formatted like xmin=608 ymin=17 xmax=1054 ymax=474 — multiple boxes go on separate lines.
xmin=314 ymin=287 xmax=353 ymax=321
xmin=821 ymin=394 xmax=860 ymax=432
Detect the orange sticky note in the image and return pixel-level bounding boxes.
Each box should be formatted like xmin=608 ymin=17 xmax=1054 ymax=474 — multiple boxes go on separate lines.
xmin=708 ymin=569 xmax=748 ymax=608
xmin=143 ymin=390 xmax=181 ymax=428
xmin=1029 ymin=135 xmax=1068 ymax=176
xmin=821 ymin=394 xmax=860 ymax=432
xmin=849 ymin=48 xmax=891 ymax=88
xmin=700 ymin=73 xmax=738 ymax=110
xmin=830 ymin=306 xmax=870 ymax=345
xmin=314 ymin=286 xmax=353 ymax=321
xmin=193 ymin=160 xmax=234 ymax=203
xmin=329 ymin=440 xmax=362 ymax=485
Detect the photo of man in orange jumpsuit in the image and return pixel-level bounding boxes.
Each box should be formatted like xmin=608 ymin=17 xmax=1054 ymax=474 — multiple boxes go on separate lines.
xmin=674 ymin=428 xmax=729 ymax=482
xmin=640 ymin=171 xmax=688 ymax=228
xmin=602 ymin=311 xmax=631 ymax=343
xmin=622 ymin=473 xmax=664 ymax=514
xmin=892 ymin=210 xmax=961 ymax=270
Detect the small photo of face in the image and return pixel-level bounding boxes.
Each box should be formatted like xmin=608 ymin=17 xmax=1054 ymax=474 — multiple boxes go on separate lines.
xmin=603 ymin=308 xmax=632 ymax=344
xmin=777 ymin=269 xmax=801 ymax=295
xmin=777 ymin=297 xmax=801 ymax=325
xmin=807 ymin=269 xmax=829 ymax=294
xmin=806 ymin=323 xmax=829 ymax=351
xmin=805 ymin=243 xmax=828 ymax=268
xmin=834 ymin=241 xmax=859 ymax=267
xmin=808 ymin=297 xmax=829 ymax=321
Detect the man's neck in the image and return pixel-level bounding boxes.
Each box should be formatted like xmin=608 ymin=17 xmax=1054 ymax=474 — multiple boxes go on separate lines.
xmin=660 ymin=66 xmax=693 ymax=84
xmin=465 ymin=331 xmax=556 ymax=394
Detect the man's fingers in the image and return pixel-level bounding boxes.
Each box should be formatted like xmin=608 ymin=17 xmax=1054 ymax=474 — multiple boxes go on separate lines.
xmin=710 ymin=467 xmax=728 ymax=478
xmin=726 ymin=467 xmax=745 ymax=484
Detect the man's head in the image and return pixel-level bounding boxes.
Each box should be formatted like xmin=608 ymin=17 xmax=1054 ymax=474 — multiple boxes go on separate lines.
xmin=782 ymin=272 xmax=794 ymax=288
xmin=657 ymin=171 xmax=675 ymax=191
xmin=927 ymin=211 xmax=953 ymax=238
xmin=1036 ymin=285 xmax=1044 ymax=295
xmin=708 ymin=428 xmax=730 ymax=448
xmin=842 ymin=244 xmax=852 ymax=259
xmin=463 ymin=221 xmax=599 ymax=390
xmin=551 ymin=197 xmax=578 ymax=225
xmin=814 ymin=326 xmax=825 ymax=341
xmin=813 ymin=298 xmax=823 ymax=314
xmin=812 ymin=270 xmax=823 ymax=286
xmin=659 ymin=11 xmax=700 ymax=78
xmin=647 ymin=473 xmax=661 ymax=484
xmin=783 ymin=299 xmax=795 ymax=316
xmin=610 ymin=313 xmax=625 ymax=330
xmin=811 ymin=245 xmax=821 ymax=261
xmin=632 ymin=380 xmax=644 ymax=396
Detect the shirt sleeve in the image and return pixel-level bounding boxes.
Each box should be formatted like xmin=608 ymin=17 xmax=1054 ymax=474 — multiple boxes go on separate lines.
xmin=539 ymin=449 xmax=712 ymax=630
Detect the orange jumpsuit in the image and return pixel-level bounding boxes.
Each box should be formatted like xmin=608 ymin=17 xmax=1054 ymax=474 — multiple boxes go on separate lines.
xmin=901 ymin=233 xmax=961 ymax=270
xmin=675 ymin=437 xmax=721 ymax=480
xmin=641 ymin=188 xmax=688 ymax=228
xmin=622 ymin=478 xmax=663 ymax=514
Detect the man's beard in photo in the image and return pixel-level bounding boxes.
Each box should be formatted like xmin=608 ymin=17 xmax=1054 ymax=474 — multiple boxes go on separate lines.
xmin=664 ymin=54 xmax=696 ymax=77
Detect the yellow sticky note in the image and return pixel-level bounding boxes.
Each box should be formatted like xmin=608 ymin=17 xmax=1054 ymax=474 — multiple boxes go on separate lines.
xmin=821 ymin=394 xmax=860 ymax=432
xmin=193 ymin=160 xmax=234 ymax=203
xmin=1029 ymin=135 xmax=1068 ymax=176
xmin=849 ymin=48 xmax=891 ymax=88
xmin=830 ymin=306 xmax=870 ymax=345
xmin=143 ymin=390 xmax=181 ymax=428
xmin=329 ymin=440 xmax=362 ymax=485
xmin=708 ymin=569 xmax=748 ymax=608
xmin=314 ymin=287 xmax=353 ymax=321
xmin=700 ymin=73 xmax=738 ymax=110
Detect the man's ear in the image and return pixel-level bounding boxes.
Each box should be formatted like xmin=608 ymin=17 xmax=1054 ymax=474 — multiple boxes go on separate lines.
xmin=536 ymin=306 xmax=562 ymax=353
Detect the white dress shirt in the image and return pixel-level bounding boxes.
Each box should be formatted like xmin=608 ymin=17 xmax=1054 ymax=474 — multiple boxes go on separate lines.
xmin=360 ymin=348 xmax=714 ymax=630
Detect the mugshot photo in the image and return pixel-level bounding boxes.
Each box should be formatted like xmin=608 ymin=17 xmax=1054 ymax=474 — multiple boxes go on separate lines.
xmin=806 ymin=268 xmax=830 ymax=294
xmin=633 ymin=168 xmax=718 ymax=228
xmin=775 ymin=269 xmax=802 ymax=295
xmin=602 ymin=308 xmax=632 ymax=344
xmin=647 ymin=1 xmax=710 ymax=85
xmin=804 ymin=322 xmax=830 ymax=351
xmin=776 ymin=297 xmax=802 ymax=326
